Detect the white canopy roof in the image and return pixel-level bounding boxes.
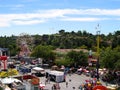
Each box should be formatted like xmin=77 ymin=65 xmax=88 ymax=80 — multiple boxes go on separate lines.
xmin=47 ymin=70 xmax=64 ymax=76
xmin=32 ymin=67 xmax=45 ymax=72
xmin=0 ymin=77 xmax=21 ymax=84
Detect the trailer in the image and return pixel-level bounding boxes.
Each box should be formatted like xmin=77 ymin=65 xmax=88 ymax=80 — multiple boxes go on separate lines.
xmin=46 ymin=70 xmax=65 ymax=83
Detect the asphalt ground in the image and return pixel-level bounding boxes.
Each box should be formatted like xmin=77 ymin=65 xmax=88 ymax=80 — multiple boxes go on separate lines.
xmin=18 ymin=68 xmax=107 ymax=90
xmin=39 ymin=73 xmax=106 ymax=90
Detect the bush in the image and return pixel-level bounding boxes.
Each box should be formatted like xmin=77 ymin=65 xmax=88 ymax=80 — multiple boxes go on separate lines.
xmin=55 ymin=58 xmax=73 ymax=66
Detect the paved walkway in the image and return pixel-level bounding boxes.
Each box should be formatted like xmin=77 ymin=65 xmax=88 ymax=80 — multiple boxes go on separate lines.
xmin=19 ymin=68 xmax=107 ymax=90
xmin=22 ymin=73 xmax=116 ymax=90
xmin=39 ymin=74 xmax=99 ymax=90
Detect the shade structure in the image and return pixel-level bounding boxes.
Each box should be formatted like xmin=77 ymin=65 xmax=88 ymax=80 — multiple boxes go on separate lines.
xmin=4 ymin=85 xmax=11 ymax=90
xmin=46 ymin=70 xmax=65 ymax=82
xmin=0 ymin=77 xmax=21 ymax=84
xmin=32 ymin=67 xmax=45 ymax=72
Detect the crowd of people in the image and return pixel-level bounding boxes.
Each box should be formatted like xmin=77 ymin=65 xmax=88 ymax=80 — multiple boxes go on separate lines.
xmin=78 ymin=78 xmax=102 ymax=90
xmin=51 ymin=83 xmax=60 ymax=90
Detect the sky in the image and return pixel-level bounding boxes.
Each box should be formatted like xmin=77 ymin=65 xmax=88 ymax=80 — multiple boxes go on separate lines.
xmin=0 ymin=0 xmax=120 ymax=36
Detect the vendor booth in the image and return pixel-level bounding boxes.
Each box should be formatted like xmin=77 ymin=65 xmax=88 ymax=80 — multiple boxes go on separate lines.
xmin=19 ymin=66 xmax=31 ymax=74
xmin=46 ymin=70 xmax=65 ymax=83
xmin=0 ymin=77 xmax=26 ymax=90
xmin=32 ymin=67 xmax=45 ymax=77
xmin=22 ymin=75 xmax=40 ymax=90
xmin=32 ymin=67 xmax=45 ymax=72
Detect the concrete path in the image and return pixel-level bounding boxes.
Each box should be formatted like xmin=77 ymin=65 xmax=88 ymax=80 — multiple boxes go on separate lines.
xmin=40 ymin=74 xmax=97 ymax=90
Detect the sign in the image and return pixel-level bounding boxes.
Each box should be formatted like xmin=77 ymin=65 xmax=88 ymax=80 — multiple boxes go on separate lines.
xmin=0 ymin=56 xmax=7 ymax=60
xmin=0 ymin=56 xmax=7 ymax=70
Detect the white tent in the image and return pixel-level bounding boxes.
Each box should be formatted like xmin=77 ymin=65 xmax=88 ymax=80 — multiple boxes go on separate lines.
xmin=32 ymin=67 xmax=45 ymax=74
xmin=0 ymin=77 xmax=21 ymax=84
xmin=4 ymin=85 xmax=11 ymax=90
xmin=46 ymin=70 xmax=65 ymax=83
xmin=0 ymin=77 xmax=14 ymax=84
xmin=48 ymin=70 xmax=64 ymax=76
xmin=32 ymin=67 xmax=45 ymax=72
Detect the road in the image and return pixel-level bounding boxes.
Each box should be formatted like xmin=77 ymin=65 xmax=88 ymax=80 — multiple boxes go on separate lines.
xmin=22 ymin=68 xmax=107 ymax=90
xmin=39 ymin=73 xmax=105 ymax=90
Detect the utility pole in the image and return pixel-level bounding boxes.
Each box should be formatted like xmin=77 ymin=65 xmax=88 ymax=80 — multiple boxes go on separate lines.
xmin=96 ymin=24 xmax=100 ymax=80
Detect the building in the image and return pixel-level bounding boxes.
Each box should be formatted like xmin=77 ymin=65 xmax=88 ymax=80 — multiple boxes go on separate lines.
xmin=0 ymin=48 xmax=9 ymax=56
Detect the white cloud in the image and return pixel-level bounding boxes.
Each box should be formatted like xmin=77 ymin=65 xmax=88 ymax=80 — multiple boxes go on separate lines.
xmin=49 ymin=9 xmax=120 ymax=16
xmin=13 ymin=20 xmax=45 ymax=25
xmin=61 ymin=17 xmax=107 ymax=22
xmin=0 ymin=8 xmax=120 ymax=27
xmin=0 ymin=16 xmax=11 ymax=27
xmin=0 ymin=22 xmax=10 ymax=27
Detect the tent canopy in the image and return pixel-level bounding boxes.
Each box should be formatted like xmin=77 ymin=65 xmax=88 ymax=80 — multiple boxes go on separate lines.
xmin=47 ymin=70 xmax=64 ymax=76
xmin=32 ymin=67 xmax=45 ymax=72
xmin=0 ymin=77 xmax=21 ymax=84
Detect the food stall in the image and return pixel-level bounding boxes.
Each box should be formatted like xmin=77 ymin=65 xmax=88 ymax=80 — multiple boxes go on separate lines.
xmin=32 ymin=67 xmax=45 ymax=76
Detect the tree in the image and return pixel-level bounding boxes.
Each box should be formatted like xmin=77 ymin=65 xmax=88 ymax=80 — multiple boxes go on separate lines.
xmin=34 ymin=34 xmax=42 ymax=46
xmin=59 ymin=30 xmax=65 ymax=35
xmin=55 ymin=58 xmax=73 ymax=66
xmin=100 ymin=47 xmax=120 ymax=70
xmin=66 ymin=50 xmax=88 ymax=67
xmin=31 ymin=45 xmax=56 ymax=65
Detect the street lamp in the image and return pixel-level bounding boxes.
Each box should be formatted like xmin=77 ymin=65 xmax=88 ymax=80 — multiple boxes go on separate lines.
xmin=96 ymin=24 xmax=100 ymax=80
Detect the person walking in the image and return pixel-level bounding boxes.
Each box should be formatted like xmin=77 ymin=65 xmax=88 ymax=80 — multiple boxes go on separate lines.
xmin=66 ymin=82 xmax=68 ymax=88
xmin=47 ymin=76 xmax=50 ymax=84
xmin=79 ymin=85 xmax=83 ymax=90
xmin=73 ymin=87 xmax=75 ymax=90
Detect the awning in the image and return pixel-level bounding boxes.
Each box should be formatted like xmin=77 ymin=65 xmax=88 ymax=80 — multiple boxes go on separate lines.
xmin=32 ymin=67 xmax=45 ymax=72
xmin=0 ymin=77 xmax=21 ymax=84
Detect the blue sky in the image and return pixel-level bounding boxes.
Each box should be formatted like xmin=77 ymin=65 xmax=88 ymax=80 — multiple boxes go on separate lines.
xmin=0 ymin=0 xmax=120 ymax=36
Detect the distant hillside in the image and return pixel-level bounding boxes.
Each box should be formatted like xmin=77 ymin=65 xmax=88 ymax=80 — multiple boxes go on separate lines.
xmin=0 ymin=30 xmax=120 ymax=56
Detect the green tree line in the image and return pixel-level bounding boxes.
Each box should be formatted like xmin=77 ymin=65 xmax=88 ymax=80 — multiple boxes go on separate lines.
xmin=0 ymin=30 xmax=120 ymax=70
xmin=1 ymin=30 xmax=120 ymax=56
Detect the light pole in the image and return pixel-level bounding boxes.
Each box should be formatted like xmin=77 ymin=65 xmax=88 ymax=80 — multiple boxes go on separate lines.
xmin=96 ymin=24 xmax=100 ymax=80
